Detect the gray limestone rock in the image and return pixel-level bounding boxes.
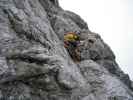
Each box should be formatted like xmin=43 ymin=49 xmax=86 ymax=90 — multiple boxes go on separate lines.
xmin=0 ymin=0 xmax=132 ymax=100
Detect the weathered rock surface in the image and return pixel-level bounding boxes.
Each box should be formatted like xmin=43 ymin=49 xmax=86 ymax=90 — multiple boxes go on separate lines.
xmin=0 ymin=0 xmax=132 ymax=100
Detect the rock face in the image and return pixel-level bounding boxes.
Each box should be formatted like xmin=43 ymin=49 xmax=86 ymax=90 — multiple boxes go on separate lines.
xmin=0 ymin=0 xmax=132 ymax=100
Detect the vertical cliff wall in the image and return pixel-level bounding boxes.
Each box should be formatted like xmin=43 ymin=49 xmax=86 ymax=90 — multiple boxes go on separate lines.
xmin=0 ymin=0 xmax=132 ymax=100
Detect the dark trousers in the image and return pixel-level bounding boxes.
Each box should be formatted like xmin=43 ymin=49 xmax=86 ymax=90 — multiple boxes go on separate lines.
xmin=66 ymin=41 xmax=80 ymax=61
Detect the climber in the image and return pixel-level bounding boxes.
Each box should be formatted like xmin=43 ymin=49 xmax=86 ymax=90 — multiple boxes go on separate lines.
xmin=64 ymin=32 xmax=81 ymax=61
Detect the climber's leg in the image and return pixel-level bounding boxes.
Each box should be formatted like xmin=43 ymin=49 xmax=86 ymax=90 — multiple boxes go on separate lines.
xmin=69 ymin=43 xmax=80 ymax=62
xmin=75 ymin=48 xmax=81 ymax=61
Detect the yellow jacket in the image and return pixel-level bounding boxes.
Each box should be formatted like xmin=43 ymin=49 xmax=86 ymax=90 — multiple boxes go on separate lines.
xmin=64 ymin=32 xmax=79 ymax=41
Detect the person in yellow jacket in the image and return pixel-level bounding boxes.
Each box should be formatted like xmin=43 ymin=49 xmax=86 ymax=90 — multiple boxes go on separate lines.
xmin=64 ymin=32 xmax=80 ymax=61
